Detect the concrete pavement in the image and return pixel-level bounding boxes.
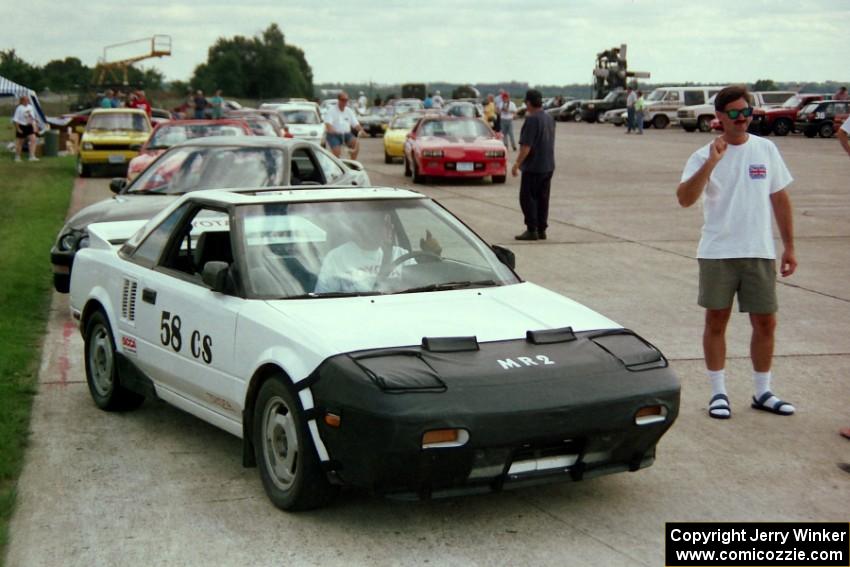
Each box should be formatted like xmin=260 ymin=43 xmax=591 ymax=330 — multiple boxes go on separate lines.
xmin=7 ymin=123 xmax=850 ymax=566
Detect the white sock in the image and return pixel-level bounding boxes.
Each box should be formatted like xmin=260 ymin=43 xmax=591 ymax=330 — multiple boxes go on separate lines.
xmin=753 ymin=371 xmax=795 ymax=414
xmin=707 ymin=369 xmax=729 ymax=416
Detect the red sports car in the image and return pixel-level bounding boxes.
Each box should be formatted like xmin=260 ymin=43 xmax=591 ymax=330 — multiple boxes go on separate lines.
xmin=403 ymin=116 xmax=507 ymax=184
xmin=126 ymin=119 xmax=254 ymax=181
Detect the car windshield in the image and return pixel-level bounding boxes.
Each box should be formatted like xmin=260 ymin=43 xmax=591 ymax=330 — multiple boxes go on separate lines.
xmin=646 ymin=90 xmax=666 ymax=102
xmin=602 ymin=91 xmax=619 ymax=103
xmin=390 ymin=113 xmax=421 ymax=129
xmin=245 ymin=119 xmax=278 ymax=136
xmin=127 ymin=146 xmax=286 ymax=194
xmin=395 ymin=101 xmax=424 ymax=113
xmin=446 ymin=103 xmax=476 ymax=117
xmin=799 ymin=103 xmax=820 ymax=114
xmin=147 ymin=123 xmax=246 ymax=148
xmin=87 ymin=113 xmax=150 ymax=132
xmin=418 ymin=119 xmax=490 ymax=138
xmin=782 ymin=96 xmax=804 ymax=108
xmin=236 ymin=198 xmax=518 ymax=298
xmin=282 ymin=110 xmax=320 ymax=124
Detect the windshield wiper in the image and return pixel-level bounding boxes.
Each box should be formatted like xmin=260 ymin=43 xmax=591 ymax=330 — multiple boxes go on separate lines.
xmin=394 ymin=279 xmax=498 ymax=295
xmin=282 ymin=290 xmax=384 ymax=299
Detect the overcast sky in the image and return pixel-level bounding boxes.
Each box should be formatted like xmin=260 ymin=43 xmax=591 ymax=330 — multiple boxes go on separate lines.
xmin=7 ymin=0 xmax=848 ymax=86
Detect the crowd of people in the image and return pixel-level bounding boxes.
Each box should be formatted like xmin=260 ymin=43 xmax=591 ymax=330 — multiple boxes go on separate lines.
xmin=98 ymin=88 xmax=153 ymax=117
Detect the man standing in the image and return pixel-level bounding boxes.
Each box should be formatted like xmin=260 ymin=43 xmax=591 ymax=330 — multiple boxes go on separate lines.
xmin=634 ymin=90 xmax=646 ymax=135
xmin=625 ymin=87 xmax=637 ymax=133
xmin=193 ymin=90 xmax=208 ymax=119
xmin=677 ymin=85 xmax=797 ymax=419
xmin=324 ymin=91 xmax=367 ymax=160
xmin=834 ymin=86 xmax=848 ymax=101
xmin=511 ymin=89 xmax=555 ymax=241
xmin=12 ymin=95 xmax=39 ymax=162
xmin=838 ymin=117 xmax=850 ymax=159
xmin=357 ymin=91 xmax=368 ymax=111
xmin=432 ymin=90 xmax=444 ymax=109
xmin=499 ymin=92 xmax=518 ymax=151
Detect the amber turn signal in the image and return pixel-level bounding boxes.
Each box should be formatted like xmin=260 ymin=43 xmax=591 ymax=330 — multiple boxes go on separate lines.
xmin=324 ymin=412 xmax=341 ymax=428
xmin=634 ymin=405 xmax=667 ymax=426
xmin=421 ymin=428 xmax=469 ymax=449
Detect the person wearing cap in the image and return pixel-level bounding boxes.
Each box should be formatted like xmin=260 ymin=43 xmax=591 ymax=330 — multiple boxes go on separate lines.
xmin=498 ymin=92 xmax=518 ymax=151
xmin=511 ymin=89 xmax=555 ymax=241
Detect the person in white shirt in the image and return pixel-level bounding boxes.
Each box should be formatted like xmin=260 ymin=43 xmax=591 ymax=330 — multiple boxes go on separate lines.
xmin=625 ymin=87 xmax=637 ymax=133
xmin=498 ymin=92 xmax=518 ymax=151
xmin=323 ymin=91 xmax=367 ymax=159
xmin=432 ymin=90 xmax=444 ymax=109
xmin=837 ymin=117 xmax=850 ymax=159
xmin=357 ymin=91 xmax=368 ymax=111
xmin=677 ymin=85 xmax=797 ymax=420
xmin=12 ymin=95 xmax=39 ymax=162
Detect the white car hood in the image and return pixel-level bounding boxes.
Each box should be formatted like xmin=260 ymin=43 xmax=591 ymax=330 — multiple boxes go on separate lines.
xmin=265 ymin=282 xmax=620 ymax=354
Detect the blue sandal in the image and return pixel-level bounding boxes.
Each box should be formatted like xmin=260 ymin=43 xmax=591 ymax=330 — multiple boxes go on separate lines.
xmin=708 ymin=393 xmax=731 ymax=419
xmin=751 ymin=391 xmax=794 ymax=415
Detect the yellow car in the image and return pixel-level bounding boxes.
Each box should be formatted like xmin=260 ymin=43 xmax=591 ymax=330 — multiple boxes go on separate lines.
xmin=78 ymin=108 xmax=152 ymax=177
xmin=383 ymin=111 xmax=425 ymax=164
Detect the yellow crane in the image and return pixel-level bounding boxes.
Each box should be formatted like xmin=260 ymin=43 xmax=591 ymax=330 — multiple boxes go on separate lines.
xmin=94 ymin=35 xmax=172 ymax=86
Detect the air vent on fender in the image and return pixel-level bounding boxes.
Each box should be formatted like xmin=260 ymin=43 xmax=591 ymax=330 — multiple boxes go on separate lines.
xmin=121 ymin=277 xmax=138 ymax=323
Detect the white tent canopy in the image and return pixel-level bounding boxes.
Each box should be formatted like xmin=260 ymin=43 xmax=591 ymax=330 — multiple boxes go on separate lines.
xmin=1 ymin=75 xmax=48 ymax=129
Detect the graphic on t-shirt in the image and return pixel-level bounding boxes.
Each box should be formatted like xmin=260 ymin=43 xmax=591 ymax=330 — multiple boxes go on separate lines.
xmin=749 ymin=164 xmax=767 ymax=179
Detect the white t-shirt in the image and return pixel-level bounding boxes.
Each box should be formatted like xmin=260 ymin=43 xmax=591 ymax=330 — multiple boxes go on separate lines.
xmin=432 ymin=94 xmax=444 ymax=108
xmin=357 ymin=95 xmax=368 ymax=110
xmin=841 ymin=117 xmax=850 ymax=136
xmin=315 ymin=242 xmax=408 ymax=293
xmin=627 ymin=91 xmax=637 ymax=108
xmin=324 ymin=104 xmax=360 ymax=134
xmin=680 ymin=135 xmax=793 ymax=259
xmin=499 ymin=101 xmax=517 ymax=121
xmin=12 ymin=103 xmax=36 ymax=126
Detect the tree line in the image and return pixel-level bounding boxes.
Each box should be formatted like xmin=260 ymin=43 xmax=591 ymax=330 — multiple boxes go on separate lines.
xmin=1 ymin=24 xmax=313 ymax=100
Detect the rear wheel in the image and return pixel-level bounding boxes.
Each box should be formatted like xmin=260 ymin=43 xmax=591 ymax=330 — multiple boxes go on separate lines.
xmin=653 ymin=114 xmax=669 ymax=129
xmin=253 ymin=376 xmax=337 ymax=510
xmin=572 ymin=111 xmax=582 ymax=122
xmin=697 ymin=116 xmax=712 ymax=133
xmin=84 ymin=310 xmax=144 ymax=411
xmin=772 ymin=118 xmax=792 ymax=136
xmin=818 ymin=122 xmax=834 ymax=138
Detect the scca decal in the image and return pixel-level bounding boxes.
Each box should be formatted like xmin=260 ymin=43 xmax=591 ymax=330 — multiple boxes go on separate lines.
xmin=497 ymin=355 xmax=556 ymax=370
xmin=121 ymin=335 xmax=137 ymax=354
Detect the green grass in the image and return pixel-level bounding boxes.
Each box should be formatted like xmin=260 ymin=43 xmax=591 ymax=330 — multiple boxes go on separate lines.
xmin=0 ymin=156 xmax=74 ymax=564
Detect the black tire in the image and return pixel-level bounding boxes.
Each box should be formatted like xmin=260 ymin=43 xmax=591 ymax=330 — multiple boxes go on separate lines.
xmin=411 ymin=160 xmax=425 ymax=183
xmin=653 ymin=114 xmax=670 ymax=129
xmin=384 ymin=151 xmax=392 ymax=164
xmin=818 ymin=122 xmax=834 ymax=138
xmin=572 ymin=111 xmax=582 ymax=123
xmin=403 ymin=155 xmax=411 ymax=177
xmin=596 ymin=110 xmax=605 ymax=123
xmin=803 ymin=128 xmax=816 ymax=138
xmin=84 ymin=310 xmax=144 ymax=411
xmin=697 ymin=116 xmax=712 ymax=133
xmin=77 ymin=157 xmax=91 ymax=178
xmin=492 ymin=175 xmax=506 ymax=184
xmin=772 ymin=118 xmax=792 ymax=137
xmin=253 ymin=376 xmax=338 ymax=511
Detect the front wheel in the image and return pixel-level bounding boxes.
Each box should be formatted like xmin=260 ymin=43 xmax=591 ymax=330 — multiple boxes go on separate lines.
xmin=772 ymin=118 xmax=792 ymax=136
xmin=84 ymin=311 xmax=144 ymax=411
xmin=697 ymin=116 xmax=712 ymax=133
xmin=403 ymin=155 xmax=411 ymax=177
xmin=653 ymin=114 xmax=669 ymax=129
xmin=411 ymin=160 xmax=425 ymax=183
xmin=818 ymin=122 xmax=834 ymax=138
xmin=77 ymin=157 xmax=91 ymax=178
xmin=253 ymin=377 xmax=337 ymax=511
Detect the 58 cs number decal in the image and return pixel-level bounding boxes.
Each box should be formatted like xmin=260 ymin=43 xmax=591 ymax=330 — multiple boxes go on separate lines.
xmin=160 ymin=311 xmax=213 ymax=363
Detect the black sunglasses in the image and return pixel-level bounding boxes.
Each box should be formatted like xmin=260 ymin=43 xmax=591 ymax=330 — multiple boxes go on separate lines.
xmin=724 ymin=107 xmax=753 ymax=119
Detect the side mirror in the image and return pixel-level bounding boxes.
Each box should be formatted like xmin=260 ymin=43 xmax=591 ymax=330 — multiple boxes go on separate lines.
xmin=202 ymin=261 xmax=230 ymax=293
xmin=129 ymin=144 xmax=142 ymax=152
xmin=492 ymin=245 xmax=516 ymax=270
xmin=109 ymin=178 xmax=127 ymax=194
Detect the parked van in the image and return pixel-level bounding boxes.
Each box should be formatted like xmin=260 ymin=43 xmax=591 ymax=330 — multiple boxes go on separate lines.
xmin=641 ymin=86 xmax=725 ymax=129
xmin=678 ymin=91 xmax=796 ymax=133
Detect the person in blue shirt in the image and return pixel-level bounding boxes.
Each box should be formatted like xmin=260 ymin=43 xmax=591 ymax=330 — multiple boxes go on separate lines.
xmin=423 ymin=93 xmax=434 ymax=109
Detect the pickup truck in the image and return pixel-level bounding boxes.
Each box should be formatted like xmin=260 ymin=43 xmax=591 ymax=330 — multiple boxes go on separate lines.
xmin=678 ymin=91 xmax=794 ymax=133
xmin=578 ymin=91 xmax=629 ymax=123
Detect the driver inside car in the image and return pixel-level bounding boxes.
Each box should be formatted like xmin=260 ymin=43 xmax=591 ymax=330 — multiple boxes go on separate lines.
xmin=314 ymin=213 xmax=441 ymax=294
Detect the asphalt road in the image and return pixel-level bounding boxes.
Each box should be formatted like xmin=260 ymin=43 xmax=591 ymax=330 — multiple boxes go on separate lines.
xmin=7 ymin=122 xmax=850 ymax=567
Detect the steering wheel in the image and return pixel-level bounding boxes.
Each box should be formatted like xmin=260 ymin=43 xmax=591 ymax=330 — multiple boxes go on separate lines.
xmin=376 ymin=250 xmax=441 ymax=281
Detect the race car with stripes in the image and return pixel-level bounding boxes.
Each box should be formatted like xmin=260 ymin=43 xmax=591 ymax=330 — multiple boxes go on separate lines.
xmin=70 ymin=186 xmax=680 ymax=510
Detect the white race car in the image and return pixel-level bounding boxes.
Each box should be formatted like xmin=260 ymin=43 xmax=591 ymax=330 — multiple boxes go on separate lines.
xmin=70 ymin=186 xmax=679 ymax=510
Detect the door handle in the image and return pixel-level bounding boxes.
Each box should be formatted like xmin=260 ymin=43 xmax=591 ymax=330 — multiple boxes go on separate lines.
xmin=142 ymin=288 xmax=157 ymax=305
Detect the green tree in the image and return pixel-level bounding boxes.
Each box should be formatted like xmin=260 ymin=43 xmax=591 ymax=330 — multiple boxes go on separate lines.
xmin=752 ymin=79 xmax=778 ymax=91
xmin=42 ymin=57 xmax=91 ymax=92
xmin=0 ymin=49 xmax=43 ymax=91
xmin=191 ymin=24 xmax=313 ymax=99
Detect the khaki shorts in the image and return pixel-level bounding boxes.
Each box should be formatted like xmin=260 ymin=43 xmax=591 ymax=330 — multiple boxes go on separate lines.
xmin=698 ymin=258 xmax=777 ymax=313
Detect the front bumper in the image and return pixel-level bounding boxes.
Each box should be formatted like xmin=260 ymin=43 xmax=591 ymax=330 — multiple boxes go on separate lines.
xmin=79 ymin=149 xmax=139 ymax=166
xmin=309 ymin=329 xmax=680 ymax=497
xmin=418 ymin=158 xmax=506 ymax=179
